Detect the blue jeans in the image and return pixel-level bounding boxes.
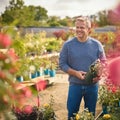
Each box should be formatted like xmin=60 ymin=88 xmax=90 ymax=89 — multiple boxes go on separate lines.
xmin=67 ymin=83 xmax=98 ymax=120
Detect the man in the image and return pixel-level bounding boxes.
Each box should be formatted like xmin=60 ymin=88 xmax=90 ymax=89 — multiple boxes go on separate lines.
xmin=59 ymin=16 xmax=106 ymax=119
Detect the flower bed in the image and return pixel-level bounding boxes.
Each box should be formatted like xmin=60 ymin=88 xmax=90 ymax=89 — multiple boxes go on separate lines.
xmin=97 ymin=57 xmax=120 ymax=120
xmin=13 ymin=103 xmax=56 ymax=120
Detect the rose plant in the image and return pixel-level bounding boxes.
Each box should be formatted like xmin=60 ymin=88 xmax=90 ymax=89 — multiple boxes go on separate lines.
xmin=12 ymin=80 xmax=56 ymax=120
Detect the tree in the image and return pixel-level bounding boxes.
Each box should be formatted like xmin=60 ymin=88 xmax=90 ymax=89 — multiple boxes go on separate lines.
xmin=9 ymin=0 xmax=24 ymax=10
xmin=1 ymin=0 xmax=48 ymax=26
xmin=47 ymin=16 xmax=61 ymax=27
xmin=96 ymin=10 xmax=110 ymax=27
xmin=59 ymin=16 xmax=73 ymax=27
xmin=34 ymin=6 xmax=48 ymax=21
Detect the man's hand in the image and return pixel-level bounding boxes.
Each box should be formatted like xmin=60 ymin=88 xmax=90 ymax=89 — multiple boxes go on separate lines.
xmin=93 ymin=76 xmax=101 ymax=83
xmin=75 ymin=71 xmax=86 ymax=80
xmin=67 ymin=68 xmax=86 ymax=80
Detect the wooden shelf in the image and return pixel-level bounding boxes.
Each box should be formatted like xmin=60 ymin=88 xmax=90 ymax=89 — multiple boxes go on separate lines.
xmin=16 ymin=76 xmax=45 ymax=90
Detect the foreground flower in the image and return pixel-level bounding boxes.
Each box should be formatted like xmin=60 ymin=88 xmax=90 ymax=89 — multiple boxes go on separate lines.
xmin=0 ymin=33 xmax=12 ymax=48
xmin=22 ymin=105 xmax=33 ymax=114
xmin=35 ymin=79 xmax=47 ymax=91
xmin=75 ymin=114 xmax=80 ymax=120
xmin=43 ymin=103 xmax=50 ymax=108
xmin=108 ymin=57 xmax=120 ymax=86
xmin=108 ymin=3 xmax=120 ymax=25
xmin=103 ymin=114 xmax=111 ymax=119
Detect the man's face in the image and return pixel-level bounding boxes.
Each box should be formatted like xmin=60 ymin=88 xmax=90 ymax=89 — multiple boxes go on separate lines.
xmin=75 ymin=21 xmax=90 ymax=40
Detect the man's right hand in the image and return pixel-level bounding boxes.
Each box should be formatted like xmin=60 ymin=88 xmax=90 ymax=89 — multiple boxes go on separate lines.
xmin=75 ymin=71 xmax=86 ymax=80
xmin=67 ymin=68 xmax=86 ymax=80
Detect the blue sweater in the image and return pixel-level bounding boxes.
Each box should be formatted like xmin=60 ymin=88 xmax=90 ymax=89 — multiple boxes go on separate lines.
xmin=59 ymin=37 xmax=106 ymax=85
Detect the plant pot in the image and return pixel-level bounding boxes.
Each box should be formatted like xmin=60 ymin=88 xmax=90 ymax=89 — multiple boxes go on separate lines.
xmin=119 ymin=101 xmax=120 ymax=107
xmin=36 ymin=71 xmax=43 ymax=77
xmin=49 ymin=70 xmax=56 ymax=77
xmin=44 ymin=69 xmax=50 ymax=75
xmin=31 ymin=72 xmax=37 ymax=79
xmin=16 ymin=76 xmax=24 ymax=82
xmin=102 ymin=104 xmax=108 ymax=114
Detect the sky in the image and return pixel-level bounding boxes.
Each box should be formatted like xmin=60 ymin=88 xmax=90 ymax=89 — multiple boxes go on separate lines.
xmin=0 ymin=0 xmax=119 ymax=18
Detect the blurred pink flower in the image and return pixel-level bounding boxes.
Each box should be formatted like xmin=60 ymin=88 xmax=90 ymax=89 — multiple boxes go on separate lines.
xmin=21 ymin=87 xmax=32 ymax=98
xmin=7 ymin=48 xmax=18 ymax=62
xmin=0 ymin=71 xmax=6 ymax=79
xmin=13 ymin=107 xmax=21 ymax=113
xmin=35 ymin=79 xmax=47 ymax=91
xmin=9 ymin=67 xmax=18 ymax=74
xmin=22 ymin=105 xmax=33 ymax=114
xmin=0 ymin=33 xmax=12 ymax=48
xmin=108 ymin=3 xmax=120 ymax=24
xmin=108 ymin=57 xmax=120 ymax=86
xmin=111 ymin=86 xmax=117 ymax=93
xmin=0 ymin=52 xmax=7 ymax=60
xmin=35 ymin=80 xmax=47 ymax=107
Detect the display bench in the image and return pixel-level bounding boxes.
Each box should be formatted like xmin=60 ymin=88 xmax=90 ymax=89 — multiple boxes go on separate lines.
xmin=16 ymin=76 xmax=45 ymax=90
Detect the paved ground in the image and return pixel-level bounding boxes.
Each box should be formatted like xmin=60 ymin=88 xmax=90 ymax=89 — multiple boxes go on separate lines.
xmin=39 ymin=73 xmax=103 ymax=120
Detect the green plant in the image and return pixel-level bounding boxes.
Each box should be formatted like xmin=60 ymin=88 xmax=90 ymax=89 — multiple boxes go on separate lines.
xmin=98 ymin=112 xmax=120 ymax=120
xmin=71 ymin=108 xmax=94 ymax=120
xmin=0 ymin=32 xmax=20 ymax=119
xmin=12 ymin=94 xmax=56 ymax=120
xmin=85 ymin=59 xmax=103 ymax=84
xmin=98 ymin=85 xmax=111 ymax=106
xmin=15 ymin=58 xmax=30 ymax=80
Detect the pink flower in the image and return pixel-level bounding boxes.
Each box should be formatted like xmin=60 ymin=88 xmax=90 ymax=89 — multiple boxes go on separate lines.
xmin=111 ymin=86 xmax=117 ymax=93
xmin=0 ymin=52 xmax=7 ymax=60
xmin=7 ymin=48 xmax=18 ymax=62
xmin=35 ymin=79 xmax=47 ymax=91
xmin=13 ymin=107 xmax=21 ymax=113
xmin=9 ymin=67 xmax=18 ymax=74
xmin=0 ymin=71 xmax=6 ymax=79
xmin=108 ymin=3 xmax=120 ymax=25
xmin=0 ymin=33 xmax=12 ymax=48
xmin=108 ymin=57 xmax=120 ymax=86
xmin=21 ymin=87 xmax=32 ymax=98
xmin=22 ymin=105 xmax=33 ymax=114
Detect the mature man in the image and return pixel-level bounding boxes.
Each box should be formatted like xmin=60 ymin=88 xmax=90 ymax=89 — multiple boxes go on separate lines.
xmin=59 ymin=16 xmax=106 ymax=119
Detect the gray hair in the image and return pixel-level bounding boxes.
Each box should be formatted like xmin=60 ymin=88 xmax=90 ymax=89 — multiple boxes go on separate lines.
xmin=75 ymin=16 xmax=91 ymax=28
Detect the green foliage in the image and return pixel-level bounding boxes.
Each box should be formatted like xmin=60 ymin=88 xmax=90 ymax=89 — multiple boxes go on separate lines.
xmin=1 ymin=0 xmax=48 ymax=26
xmin=98 ymin=85 xmax=111 ymax=106
xmin=98 ymin=108 xmax=120 ymax=120
xmin=45 ymin=38 xmax=62 ymax=52
xmin=71 ymin=108 xmax=94 ymax=120
xmin=11 ymin=32 xmax=27 ymax=58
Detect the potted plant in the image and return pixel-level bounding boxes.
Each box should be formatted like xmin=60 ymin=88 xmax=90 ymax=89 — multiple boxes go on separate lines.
xmin=85 ymin=59 xmax=103 ymax=84
xmin=15 ymin=58 xmax=30 ymax=81
xmin=42 ymin=58 xmax=51 ymax=75
xmin=12 ymin=80 xmax=56 ymax=120
xmin=49 ymin=62 xmax=57 ymax=77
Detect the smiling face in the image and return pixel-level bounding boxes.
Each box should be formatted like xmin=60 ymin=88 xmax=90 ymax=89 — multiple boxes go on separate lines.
xmin=75 ymin=17 xmax=91 ymax=42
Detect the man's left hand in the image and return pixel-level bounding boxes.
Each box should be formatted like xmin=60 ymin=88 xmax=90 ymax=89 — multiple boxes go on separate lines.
xmin=93 ymin=76 xmax=101 ymax=83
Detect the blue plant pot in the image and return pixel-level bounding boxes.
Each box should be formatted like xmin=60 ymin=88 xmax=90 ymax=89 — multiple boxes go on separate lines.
xmin=102 ymin=105 xmax=108 ymax=114
xmin=36 ymin=71 xmax=43 ymax=77
xmin=49 ymin=70 xmax=56 ymax=77
xmin=16 ymin=76 xmax=24 ymax=82
xmin=44 ymin=69 xmax=50 ymax=75
xmin=31 ymin=72 xmax=37 ymax=79
xmin=119 ymin=101 xmax=120 ymax=107
xmin=36 ymin=71 xmax=40 ymax=77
